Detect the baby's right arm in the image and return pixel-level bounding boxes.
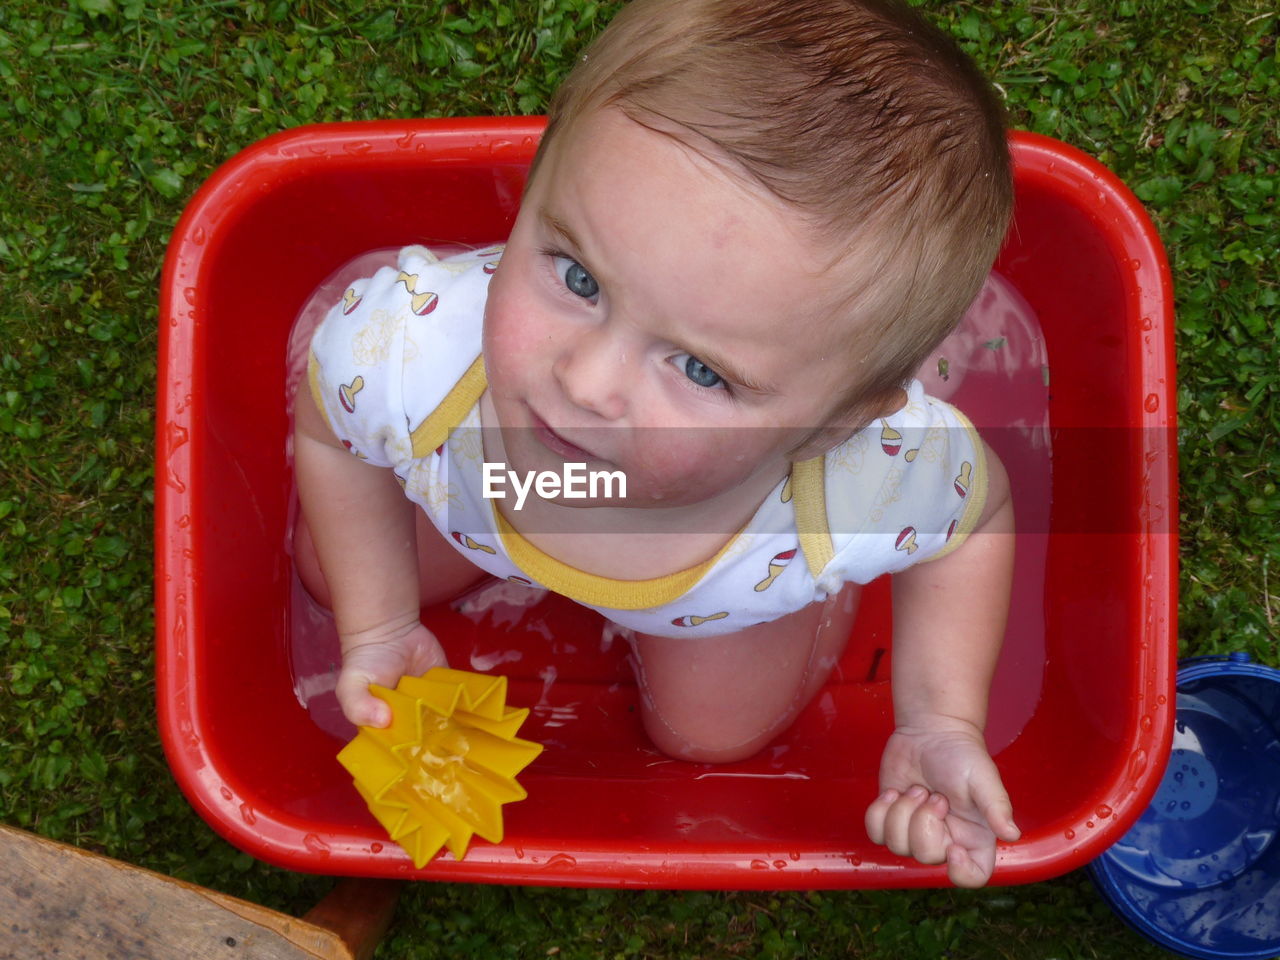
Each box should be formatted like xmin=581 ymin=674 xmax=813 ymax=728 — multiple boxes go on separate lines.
xmin=294 ymin=383 xmax=447 ymax=727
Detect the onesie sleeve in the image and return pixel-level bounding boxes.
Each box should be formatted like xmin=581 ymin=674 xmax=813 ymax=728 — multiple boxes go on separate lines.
xmin=817 ymin=380 xmax=988 ymax=588
xmin=306 ymin=262 xmax=410 ymax=468
xmin=305 ymin=246 xmax=495 ymax=469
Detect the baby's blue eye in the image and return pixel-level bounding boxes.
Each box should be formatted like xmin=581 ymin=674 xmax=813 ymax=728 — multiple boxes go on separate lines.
xmin=683 ymin=356 xmax=722 ymax=389
xmin=556 ymin=257 xmax=599 ymax=301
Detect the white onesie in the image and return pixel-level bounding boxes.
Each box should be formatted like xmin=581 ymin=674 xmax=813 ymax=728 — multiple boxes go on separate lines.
xmin=307 ymin=247 xmax=987 ymax=638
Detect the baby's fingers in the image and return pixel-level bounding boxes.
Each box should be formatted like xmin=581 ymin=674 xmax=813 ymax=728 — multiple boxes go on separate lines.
xmin=867 ymin=787 xmax=949 ymax=864
xmin=970 ymin=775 xmax=1021 ymax=843
xmin=944 ymin=812 xmax=1001 ymax=888
xmin=335 ymin=666 xmax=391 ymax=728
xmin=946 ymin=842 xmax=994 ymax=888
xmin=864 ymin=788 xmax=899 ymax=846
xmin=906 ymin=792 xmax=951 ymax=865
xmin=869 ymin=786 xmax=926 ymax=853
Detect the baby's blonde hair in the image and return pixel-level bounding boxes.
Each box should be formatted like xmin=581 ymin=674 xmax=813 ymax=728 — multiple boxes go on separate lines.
xmin=533 ymin=0 xmax=1013 ymax=425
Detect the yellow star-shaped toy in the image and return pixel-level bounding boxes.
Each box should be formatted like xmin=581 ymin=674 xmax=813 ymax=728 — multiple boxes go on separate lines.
xmin=337 ymin=668 xmax=543 ymax=867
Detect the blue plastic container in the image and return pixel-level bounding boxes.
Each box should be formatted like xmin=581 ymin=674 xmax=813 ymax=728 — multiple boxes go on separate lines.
xmin=1091 ymin=653 xmax=1280 ymax=959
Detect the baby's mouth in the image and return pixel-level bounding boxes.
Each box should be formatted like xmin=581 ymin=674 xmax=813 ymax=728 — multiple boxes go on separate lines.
xmin=531 ymin=413 xmax=599 ymax=463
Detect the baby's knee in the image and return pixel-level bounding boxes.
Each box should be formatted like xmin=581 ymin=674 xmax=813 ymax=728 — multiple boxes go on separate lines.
xmin=640 ymin=707 xmax=782 ymax=765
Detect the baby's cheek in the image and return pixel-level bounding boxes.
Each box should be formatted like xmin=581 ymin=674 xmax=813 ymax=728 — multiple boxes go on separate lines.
xmin=627 ymin=438 xmax=739 ymax=498
xmin=482 ymin=305 xmax=537 ymax=381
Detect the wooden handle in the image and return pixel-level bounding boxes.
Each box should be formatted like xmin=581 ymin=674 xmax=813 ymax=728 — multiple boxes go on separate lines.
xmin=0 ymin=822 xmax=400 ymax=959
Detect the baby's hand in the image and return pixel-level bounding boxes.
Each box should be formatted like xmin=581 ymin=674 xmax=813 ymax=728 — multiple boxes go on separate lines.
xmin=864 ymin=718 xmax=1020 ymax=888
xmin=336 ymin=620 xmax=448 ymax=728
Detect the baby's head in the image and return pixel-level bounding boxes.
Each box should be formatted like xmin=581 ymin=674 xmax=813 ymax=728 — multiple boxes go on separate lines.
xmin=482 ymin=0 xmax=1013 ymax=507
xmin=530 ymin=0 xmax=1012 ymax=428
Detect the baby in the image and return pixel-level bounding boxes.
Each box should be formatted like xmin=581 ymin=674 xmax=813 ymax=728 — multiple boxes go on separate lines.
xmin=294 ymin=0 xmax=1020 ymax=887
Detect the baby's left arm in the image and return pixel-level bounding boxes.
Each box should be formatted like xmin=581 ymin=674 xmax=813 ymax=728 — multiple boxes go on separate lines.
xmin=863 ymin=439 xmax=1019 ymax=887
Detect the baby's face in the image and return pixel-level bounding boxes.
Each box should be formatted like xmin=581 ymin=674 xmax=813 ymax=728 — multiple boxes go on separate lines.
xmin=483 ymin=109 xmax=867 ymax=508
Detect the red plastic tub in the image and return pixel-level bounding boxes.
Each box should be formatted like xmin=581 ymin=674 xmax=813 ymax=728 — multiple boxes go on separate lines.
xmin=156 ymin=118 xmax=1176 ymax=888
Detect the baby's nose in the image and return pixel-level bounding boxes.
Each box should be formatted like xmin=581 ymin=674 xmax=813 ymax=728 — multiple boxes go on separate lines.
xmin=553 ymin=328 xmax=629 ymax=421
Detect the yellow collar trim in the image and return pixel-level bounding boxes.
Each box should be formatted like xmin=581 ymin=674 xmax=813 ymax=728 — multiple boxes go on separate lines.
xmin=306 ymin=352 xmax=331 ymax=432
xmin=918 ymin=406 xmax=988 ymax=565
xmin=493 ymin=507 xmax=740 ymax=611
xmin=410 ymin=356 xmax=488 ymax=459
xmin=790 ymin=457 xmax=833 ymax=578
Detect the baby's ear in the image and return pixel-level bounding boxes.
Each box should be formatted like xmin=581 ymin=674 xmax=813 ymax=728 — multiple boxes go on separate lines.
xmin=787 ymin=386 xmax=907 ymax=462
xmin=787 ymin=423 xmax=855 ymax=462
xmin=860 ymin=385 xmax=908 ymax=422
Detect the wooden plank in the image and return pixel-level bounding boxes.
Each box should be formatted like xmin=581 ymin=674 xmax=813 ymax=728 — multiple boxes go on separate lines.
xmin=302 ymin=878 xmax=403 ymax=960
xmin=0 ymin=823 xmax=354 ymax=960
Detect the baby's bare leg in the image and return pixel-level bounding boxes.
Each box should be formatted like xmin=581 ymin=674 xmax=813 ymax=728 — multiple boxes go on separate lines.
xmin=631 ymin=584 xmax=860 ymax=763
xmin=294 ymin=506 xmax=490 ymax=610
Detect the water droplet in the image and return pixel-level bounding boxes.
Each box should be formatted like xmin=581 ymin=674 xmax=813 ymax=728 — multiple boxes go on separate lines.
xmin=1243 ymin=831 xmax=1271 ymax=855
xmin=772 ymin=860 xmax=788 ymax=870
xmin=395 ymin=132 xmax=415 ymax=149
xmin=1086 ymin=820 xmax=1095 ymax=829
xmin=1140 ymin=316 xmax=1153 ymax=330
xmin=183 ymin=286 xmax=197 ymax=306
xmin=177 ymin=515 xmax=191 ymax=529
xmin=1156 ymin=694 xmax=1167 ymax=706
xmin=191 ymin=227 xmax=206 ymax=246
xmin=1065 ymin=828 xmax=1076 ymax=840
xmin=1128 ymin=749 xmax=1148 ymax=780
xmin=303 ymin=833 xmax=332 ymax=856
xmin=750 ymin=859 xmax=770 ymax=870
xmin=1140 ymin=714 xmax=1153 ymax=732
xmin=165 ymin=468 xmax=186 ymax=493
xmin=239 ymin=803 xmax=257 ymax=825
xmin=220 ymin=786 xmax=233 ymax=801
xmin=343 ymin=141 xmax=373 ymax=155
xmin=545 ymin=853 xmax=576 ymax=869
xmin=1129 ymin=258 xmax=1142 ymax=271
xmin=175 ymin=711 xmax=193 ymax=735
xmin=1096 ymin=805 xmax=1113 ymax=819
xmin=166 ymin=421 xmax=189 ymax=451
xmin=1144 ymin=393 xmax=1160 ymax=413
xmin=513 ymin=846 xmax=525 ymax=859
xmin=370 ymin=841 xmax=382 ymax=853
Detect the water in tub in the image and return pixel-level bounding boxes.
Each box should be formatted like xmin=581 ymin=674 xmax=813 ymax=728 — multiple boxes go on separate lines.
xmin=286 ymin=251 xmax=1050 ymax=766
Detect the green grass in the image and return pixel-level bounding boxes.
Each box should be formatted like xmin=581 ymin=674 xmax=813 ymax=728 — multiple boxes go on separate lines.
xmin=1 ymin=0 xmax=1277 ymax=957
